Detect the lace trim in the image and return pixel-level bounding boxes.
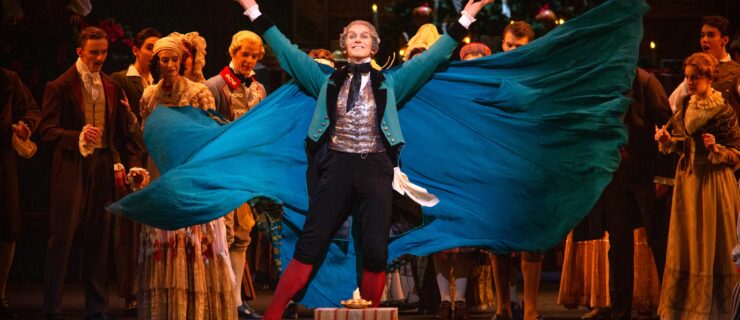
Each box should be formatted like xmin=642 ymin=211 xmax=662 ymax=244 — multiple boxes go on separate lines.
xmin=689 ymin=89 xmax=725 ymax=110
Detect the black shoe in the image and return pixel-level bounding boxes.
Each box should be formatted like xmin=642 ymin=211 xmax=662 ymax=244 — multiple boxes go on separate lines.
xmin=435 ymin=301 xmax=452 ymax=320
xmin=398 ymin=301 xmax=419 ymax=311
xmin=282 ymin=302 xmax=296 ymax=320
xmin=511 ymin=302 xmax=524 ymax=320
xmin=453 ymin=301 xmax=469 ymax=320
xmin=46 ymin=314 xmax=63 ymax=320
xmin=238 ymin=303 xmax=263 ymax=319
xmin=0 ymin=299 xmax=18 ymax=319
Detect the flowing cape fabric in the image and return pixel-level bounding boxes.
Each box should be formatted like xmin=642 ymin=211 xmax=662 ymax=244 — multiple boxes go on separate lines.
xmin=108 ymin=0 xmax=647 ymax=307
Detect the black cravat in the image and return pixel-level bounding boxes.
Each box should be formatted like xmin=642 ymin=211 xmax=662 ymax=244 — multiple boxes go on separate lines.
xmin=345 ymin=62 xmax=372 ymax=112
xmin=229 ymin=67 xmax=253 ymax=88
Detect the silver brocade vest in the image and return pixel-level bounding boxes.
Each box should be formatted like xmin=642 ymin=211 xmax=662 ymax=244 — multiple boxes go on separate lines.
xmin=328 ymin=75 xmax=386 ymax=153
xmin=230 ymin=82 xmax=264 ymax=120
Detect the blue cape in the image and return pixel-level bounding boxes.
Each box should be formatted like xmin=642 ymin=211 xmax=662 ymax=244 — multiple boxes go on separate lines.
xmin=109 ymin=0 xmax=647 ymax=307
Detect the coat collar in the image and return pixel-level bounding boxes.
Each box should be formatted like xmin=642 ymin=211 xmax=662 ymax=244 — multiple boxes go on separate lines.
xmin=329 ymin=65 xmax=385 ymax=88
xmin=60 ymin=66 xmax=116 ymax=123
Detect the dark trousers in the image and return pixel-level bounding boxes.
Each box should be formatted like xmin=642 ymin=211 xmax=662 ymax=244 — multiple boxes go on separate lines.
xmin=295 ymin=150 xmax=393 ymax=272
xmin=0 ymin=146 xmax=21 ymax=241
xmin=43 ymin=150 xmax=113 ymax=315
xmin=597 ymin=181 xmax=669 ymax=319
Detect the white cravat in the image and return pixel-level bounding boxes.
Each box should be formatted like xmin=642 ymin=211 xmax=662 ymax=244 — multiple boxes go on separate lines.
xmin=75 ymin=58 xmax=102 ymax=104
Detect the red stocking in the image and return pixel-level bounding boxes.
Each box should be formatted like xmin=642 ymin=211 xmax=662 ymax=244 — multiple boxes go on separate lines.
xmin=263 ymin=259 xmax=313 ymax=320
xmin=360 ymin=269 xmax=386 ymax=307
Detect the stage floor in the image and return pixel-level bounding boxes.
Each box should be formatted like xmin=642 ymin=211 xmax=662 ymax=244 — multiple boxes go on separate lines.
xmin=5 ymin=282 xmax=595 ymax=319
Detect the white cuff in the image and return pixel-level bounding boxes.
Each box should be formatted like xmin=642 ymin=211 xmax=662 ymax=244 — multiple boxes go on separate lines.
xmin=653 ymin=176 xmax=674 ymax=186
xmin=79 ymin=124 xmax=94 ymax=157
xmin=392 ymin=167 xmax=439 ymax=207
xmin=244 ymin=5 xmax=262 ymax=21
xmin=127 ymin=167 xmax=151 ymax=191
xmin=458 ymin=10 xmax=475 ymax=29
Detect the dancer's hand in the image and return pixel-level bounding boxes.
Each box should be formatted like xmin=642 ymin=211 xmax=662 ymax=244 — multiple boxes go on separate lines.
xmin=654 ymin=125 xmax=670 ymax=144
xmin=463 ymin=0 xmax=495 ymax=18
xmin=120 ymin=94 xmax=131 ymax=111
xmin=654 ymin=183 xmax=669 ymax=199
xmin=13 ymin=121 xmax=30 ymax=140
xmin=82 ymin=126 xmax=102 ymax=144
xmin=235 ymin=0 xmax=257 ymax=11
xmin=702 ymin=133 xmax=720 ymax=153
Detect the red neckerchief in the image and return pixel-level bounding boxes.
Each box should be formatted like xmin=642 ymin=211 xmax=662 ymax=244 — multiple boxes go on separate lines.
xmin=219 ymin=66 xmax=253 ymax=90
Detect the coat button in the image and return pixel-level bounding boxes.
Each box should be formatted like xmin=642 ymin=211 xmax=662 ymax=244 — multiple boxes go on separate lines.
xmin=391 ymin=138 xmax=395 ymax=142
xmin=321 ymin=122 xmax=327 ymax=126
xmin=384 ymin=127 xmax=389 ymax=131
xmin=386 ymin=133 xmax=391 ymax=137
xmin=313 ymin=134 xmax=318 ymax=138
xmin=324 ymin=116 xmax=329 ymax=120
xmin=318 ymin=129 xmax=323 ymax=133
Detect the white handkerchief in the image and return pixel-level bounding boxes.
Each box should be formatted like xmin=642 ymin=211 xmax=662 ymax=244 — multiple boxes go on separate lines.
xmin=392 ymin=167 xmax=439 ymax=207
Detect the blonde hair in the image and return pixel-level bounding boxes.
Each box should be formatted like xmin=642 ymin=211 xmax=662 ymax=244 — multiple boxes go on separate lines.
xmin=229 ymin=30 xmax=265 ymax=60
xmin=684 ymin=52 xmax=719 ymax=81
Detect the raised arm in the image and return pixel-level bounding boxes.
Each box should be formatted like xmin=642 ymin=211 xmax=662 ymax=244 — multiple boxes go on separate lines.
xmin=235 ymin=0 xmax=326 ymax=98
xmin=389 ymin=0 xmax=493 ymax=103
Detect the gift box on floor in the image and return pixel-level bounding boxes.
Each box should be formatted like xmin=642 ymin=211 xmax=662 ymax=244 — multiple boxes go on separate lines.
xmin=314 ymin=308 xmax=398 ymax=320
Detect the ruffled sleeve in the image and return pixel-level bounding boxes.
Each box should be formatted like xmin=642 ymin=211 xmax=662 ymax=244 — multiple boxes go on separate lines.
xmin=707 ymin=144 xmax=740 ymax=170
xmin=188 ymin=83 xmax=216 ymax=111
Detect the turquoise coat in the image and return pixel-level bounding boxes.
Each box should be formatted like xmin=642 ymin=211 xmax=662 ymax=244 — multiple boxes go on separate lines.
xmin=261 ymin=23 xmax=461 ymax=150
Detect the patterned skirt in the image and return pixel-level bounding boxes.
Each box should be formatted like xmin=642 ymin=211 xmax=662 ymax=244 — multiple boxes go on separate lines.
xmin=138 ymin=218 xmax=237 ymax=320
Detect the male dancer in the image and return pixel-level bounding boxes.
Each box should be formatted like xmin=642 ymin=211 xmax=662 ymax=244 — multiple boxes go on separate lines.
xmin=234 ymin=0 xmax=493 ymax=318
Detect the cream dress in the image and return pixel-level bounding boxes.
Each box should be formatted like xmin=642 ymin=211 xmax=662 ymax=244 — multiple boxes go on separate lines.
xmin=137 ymin=76 xmax=237 ymax=320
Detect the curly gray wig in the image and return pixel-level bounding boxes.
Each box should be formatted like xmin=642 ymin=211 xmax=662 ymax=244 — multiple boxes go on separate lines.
xmin=338 ymin=20 xmax=380 ymax=56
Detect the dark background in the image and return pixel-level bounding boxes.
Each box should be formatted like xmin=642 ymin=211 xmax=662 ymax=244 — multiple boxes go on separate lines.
xmin=1 ymin=0 xmax=738 ymax=283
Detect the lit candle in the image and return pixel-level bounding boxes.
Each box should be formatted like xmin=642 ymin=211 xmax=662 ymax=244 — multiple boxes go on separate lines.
xmin=372 ymin=4 xmax=379 ymax=29
xmin=650 ymin=41 xmax=657 ymax=67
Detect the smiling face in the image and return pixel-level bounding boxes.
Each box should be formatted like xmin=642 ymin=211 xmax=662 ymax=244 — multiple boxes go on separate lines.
xmin=77 ymin=38 xmax=109 ymax=73
xmin=231 ymin=41 xmax=262 ymax=76
xmin=700 ymin=24 xmax=729 ymax=60
xmin=344 ymin=22 xmax=374 ymax=62
xmin=157 ymin=49 xmax=181 ymax=82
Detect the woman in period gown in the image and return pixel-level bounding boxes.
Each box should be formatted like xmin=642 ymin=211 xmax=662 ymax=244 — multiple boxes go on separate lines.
xmin=656 ymin=52 xmax=740 ymax=319
xmin=136 ymin=36 xmax=236 ymax=320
